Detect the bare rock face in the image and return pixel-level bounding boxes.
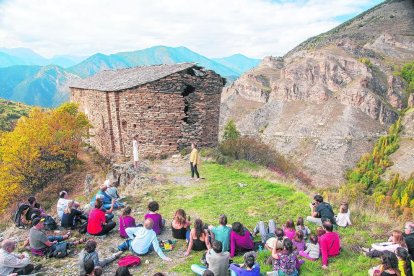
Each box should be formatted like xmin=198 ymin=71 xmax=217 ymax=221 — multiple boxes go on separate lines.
xmin=221 ymin=0 xmax=414 ymax=187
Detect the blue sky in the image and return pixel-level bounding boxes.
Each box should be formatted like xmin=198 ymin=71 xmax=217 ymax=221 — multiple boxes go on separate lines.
xmin=0 ymin=0 xmax=384 ymax=58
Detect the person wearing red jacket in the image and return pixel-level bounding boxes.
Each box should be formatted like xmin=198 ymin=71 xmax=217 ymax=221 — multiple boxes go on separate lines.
xmin=319 ymin=221 xmax=340 ymax=269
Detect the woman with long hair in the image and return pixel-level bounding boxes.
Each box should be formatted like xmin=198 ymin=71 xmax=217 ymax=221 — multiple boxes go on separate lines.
xmin=171 ymin=209 xmax=191 ymax=240
xmin=364 ymin=230 xmax=407 ymax=258
xmin=184 ymin=219 xmax=210 ymax=256
xmin=369 ymin=250 xmax=401 ymax=276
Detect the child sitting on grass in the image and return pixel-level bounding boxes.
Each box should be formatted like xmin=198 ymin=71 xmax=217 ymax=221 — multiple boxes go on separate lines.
xmin=296 ymin=217 xmax=310 ymax=240
xmin=271 ymin=238 xmax=299 ymax=276
xmin=292 ymin=230 xmax=306 ymax=252
xmin=299 ymin=234 xmax=320 ymax=261
xmin=283 ymin=220 xmax=296 ymax=240
xmin=144 ymin=201 xmax=164 ymax=235
xmin=335 ymin=202 xmax=352 ymax=227
xmin=119 ymin=207 xmax=136 ymax=238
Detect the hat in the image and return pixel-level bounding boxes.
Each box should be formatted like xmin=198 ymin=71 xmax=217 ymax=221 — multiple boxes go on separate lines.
xmin=32 ymin=217 xmax=45 ymax=226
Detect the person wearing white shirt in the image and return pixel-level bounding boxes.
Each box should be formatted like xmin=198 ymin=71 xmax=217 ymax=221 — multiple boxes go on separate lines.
xmin=57 ymin=191 xmax=80 ymax=220
xmin=116 ymin=219 xmax=172 ymax=262
xmin=335 ymin=202 xmax=352 ymax=227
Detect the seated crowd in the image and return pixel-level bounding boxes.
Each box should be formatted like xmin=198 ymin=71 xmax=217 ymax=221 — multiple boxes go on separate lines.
xmin=4 ymin=186 xmax=414 ymax=276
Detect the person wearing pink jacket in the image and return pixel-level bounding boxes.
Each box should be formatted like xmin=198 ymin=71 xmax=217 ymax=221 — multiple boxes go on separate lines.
xmin=319 ymin=221 xmax=341 ymax=269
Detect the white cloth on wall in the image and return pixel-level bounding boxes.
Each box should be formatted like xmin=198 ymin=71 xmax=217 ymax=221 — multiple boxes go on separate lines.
xmin=133 ymin=140 xmax=139 ymax=161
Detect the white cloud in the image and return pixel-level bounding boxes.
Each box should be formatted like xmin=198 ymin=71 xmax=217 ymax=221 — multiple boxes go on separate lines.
xmin=0 ymin=0 xmax=382 ymax=58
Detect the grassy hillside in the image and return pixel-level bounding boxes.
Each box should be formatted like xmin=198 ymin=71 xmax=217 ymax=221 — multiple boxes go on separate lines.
xmin=5 ymin=151 xmax=397 ymax=275
xmin=0 ymin=99 xmax=32 ymax=131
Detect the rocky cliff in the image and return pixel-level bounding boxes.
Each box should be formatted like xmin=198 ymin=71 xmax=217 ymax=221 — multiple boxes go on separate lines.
xmin=221 ymin=0 xmax=414 ymax=186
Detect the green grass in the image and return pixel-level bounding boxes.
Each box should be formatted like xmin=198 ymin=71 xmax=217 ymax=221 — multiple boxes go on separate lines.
xmin=144 ymin=162 xmax=385 ymax=275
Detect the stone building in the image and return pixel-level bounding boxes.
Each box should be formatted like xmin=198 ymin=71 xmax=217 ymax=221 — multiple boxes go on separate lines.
xmin=69 ymin=63 xmax=224 ymax=159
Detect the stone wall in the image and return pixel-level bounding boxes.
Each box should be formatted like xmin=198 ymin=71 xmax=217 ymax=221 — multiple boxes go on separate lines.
xmin=71 ymin=67 xmax=223 ymax=160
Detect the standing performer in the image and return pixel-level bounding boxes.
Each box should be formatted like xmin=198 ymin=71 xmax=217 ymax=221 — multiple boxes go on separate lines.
xmin=190 ymin=143 xmax=200 ymax=181
xmin=133 ymin=136 xmax=139 ymax=170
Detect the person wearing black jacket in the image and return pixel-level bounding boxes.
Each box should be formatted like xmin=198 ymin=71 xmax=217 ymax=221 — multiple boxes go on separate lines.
xmin=307 ymin=195 xmax=336 ymax=226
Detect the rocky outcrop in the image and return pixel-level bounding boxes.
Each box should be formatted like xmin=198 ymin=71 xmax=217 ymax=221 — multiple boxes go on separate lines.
xmin=221 ymin=0 xmax=414 ymax=187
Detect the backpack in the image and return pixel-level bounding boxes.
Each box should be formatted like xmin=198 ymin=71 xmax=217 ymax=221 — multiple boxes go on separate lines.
xmin=13 ymin=203 xmax=30 ymax=228
xmin=118 ymin=255 xmax=141 ymax=267
xmin=49 ymin=242 xmax=68 ymax=258
xmin=43 ymin=216 xmax=58 ymax=231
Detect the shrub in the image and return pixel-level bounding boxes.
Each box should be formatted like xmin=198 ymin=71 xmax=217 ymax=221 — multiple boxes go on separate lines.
xmin=222 ymin=120 xmax=240 ymax=141
xmin=219 ymin=136 xmax=295 ymax=176
xmin=358 ymin=57 xmax=373 ymax=69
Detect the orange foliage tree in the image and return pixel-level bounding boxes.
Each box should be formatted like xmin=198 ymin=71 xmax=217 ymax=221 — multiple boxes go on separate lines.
xmin=0 ymin=103 xmax=89 ymax=211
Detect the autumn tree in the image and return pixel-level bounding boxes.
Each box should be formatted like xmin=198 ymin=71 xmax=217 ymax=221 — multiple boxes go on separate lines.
xmin=0 ymin=103 xmax=89 ymax=211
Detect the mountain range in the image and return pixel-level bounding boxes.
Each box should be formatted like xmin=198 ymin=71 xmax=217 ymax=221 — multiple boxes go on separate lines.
xmin=220 ymin=0 xmax=414 ymax=187
xmin=0 ymin=46 xmax=260 ymax=107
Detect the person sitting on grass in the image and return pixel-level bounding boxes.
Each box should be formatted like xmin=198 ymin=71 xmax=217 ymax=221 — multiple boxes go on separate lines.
xmin=229 ymin=251 xmax=260 ymax=276
xmin=253 ymin=219 xmax=276 ymax=244
xmin=316 ymin=226 xmax=326 ymax=237
xmin=82 ymin=259 xmax=103 ymax=276
xmin=191 ymin=240 xmax=230 ymax=276
xmin=307 ymin=195 xmax=335 ymax=226
xmin=119 ymin=207 xmax=136 ymax=238
xmin=87 ymin=198 xmax=116 ymax=236
xmin=28 ymin=217 xmax=77 ymax=257
xmin=171 ymin=209 xmax=191 ymax=240
xmin=368 ymin=250 xmax=401 ymax=276
xmin=336 ymin=202 xmax=352 ymax=227
xmin=292 ymin=230 xmax=306 ymax=252
xmin=271 ymin=238 xmax=299 ymax=276
xmin=117 ymin=218 xmax=172 ymax=262
xmin=79 ymin=239 xmax=122 ymax=275
xmin=230 ymin=222 xmax=254 ymax=258
xmin=57 ymin=191 xmax=80 ymax=220
xmin=27 ymin=196 xmax=47 ymax=218
xmin=185 ymin=219 xmax=211 ymax=256
xmin=296 ymin=217 xmax=310 ymax=240
xmin=319 ymin=221 xmax=341 ymax=270
xmin=61 ymin=200 xmax=87 ymax=229
xmin=396 ymin=247 xmax=413 ymax=276
xmin=283 ymin=220 xmax=296 ymax=240
xmin=115 ymin=266 xmax=132 ymax=276
xmin=144 ymin=201 xmax=164 ymax=235
xmin=209 ymin=214 xmax=231 ymax=252
xmin=299 ymin=234 xmax=320 ymax=261
xmin=363 ymin=230 xmax=407 ymax=258
xmin=0 ymin=239 xmax=41 ymax=276
xmin=403 ymin=222 xmax=414 ymax=258
xmin=92 ymin=185 xmax=122 ymax=210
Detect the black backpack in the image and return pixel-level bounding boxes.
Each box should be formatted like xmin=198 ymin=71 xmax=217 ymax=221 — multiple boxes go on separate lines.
xmin=12 ymin=203 xmax=30 ymax=228
xmin=43 ymin=216 xmax=58 ymax=231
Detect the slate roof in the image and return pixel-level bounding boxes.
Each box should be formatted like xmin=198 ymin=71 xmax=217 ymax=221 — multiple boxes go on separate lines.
xmin=69 ymin=63 xmax=196 ymax=92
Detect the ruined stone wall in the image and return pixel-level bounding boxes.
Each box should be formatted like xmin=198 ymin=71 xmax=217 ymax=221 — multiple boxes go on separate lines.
xmin=71 ymin=88 xmax=115 ymax=157
xmin=70 ymin=67 xmax=223 ymax=159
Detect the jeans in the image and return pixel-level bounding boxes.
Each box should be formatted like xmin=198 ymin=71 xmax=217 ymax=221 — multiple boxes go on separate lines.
xmin=306 ymin=216 xmax=322 ymax=226
xmin=117 ymin=239 xmax=154 ymax=255
xmin=253 ymin=220 xmax=276 ymax=243
xmin=190 ymin=162 xmax=200 ymax=178
xmin=191 ymin=264 xmax=207 ymax=275
xmin=186 ymin=229 xmax=191 ymax=242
